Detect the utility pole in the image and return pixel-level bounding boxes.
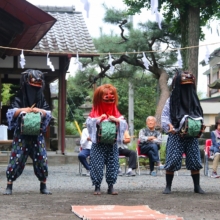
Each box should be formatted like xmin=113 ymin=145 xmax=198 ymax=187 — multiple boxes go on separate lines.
xmin=128 ymin=81 xmax=134 ymax=138
xmin=128 ymin=15 xmax=134 ymax=139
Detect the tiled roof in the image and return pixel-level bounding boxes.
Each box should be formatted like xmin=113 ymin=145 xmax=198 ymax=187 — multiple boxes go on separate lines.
xmin=0 ymin=0 xmax=56 ymax=58
xmin=34 ymin=6 xmax=97 ymax=56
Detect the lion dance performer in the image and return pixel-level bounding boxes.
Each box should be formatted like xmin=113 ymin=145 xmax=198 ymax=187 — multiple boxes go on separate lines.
xmin=3 ymin=69 xmax=52 ymax=195
xmin=161 ymin=70 xmax=205 ymax=194
xmin=86 ymin=84 xmax=127 ymax=195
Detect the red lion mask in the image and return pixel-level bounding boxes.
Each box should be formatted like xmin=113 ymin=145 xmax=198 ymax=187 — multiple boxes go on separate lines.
xmin=89 ymin=84 xmax=122 ymax=118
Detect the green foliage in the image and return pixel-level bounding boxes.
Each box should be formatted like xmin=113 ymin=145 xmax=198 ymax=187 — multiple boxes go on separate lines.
xmin=66 ymin=70 xmax=96 ymax=131
xmin=109 ymin=73 xmax=157 ymax=131
xmin=103 ymin=3 xmax=128 ymax=24
xmin=160 ymin=142 xmax=166 ymax=164
xmin=65 ymin=121 xmax=78 ymax=135
xmin=93 ymin=35 xmax=127 ymax=54
xmin=1 ymin=84 xmax=12 ymax=105
xmin=93 ymin=18 xmax=179 ymax=80
xmin=1 ymin=84 xmax=20 ymax=106
xmin=197 ymin=90 xmax=206 ymax=99
xmin=52 ymin=100 xmax=58 ymax=123
xmin=124 ymin=0 xmax=219 ymax=39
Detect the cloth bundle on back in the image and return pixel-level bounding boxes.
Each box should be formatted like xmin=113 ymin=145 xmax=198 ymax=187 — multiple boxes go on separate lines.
xmin=161 ymin=70 xmax=205 ymax=195
xmin=4 ymin=69 xmax=52 ymax=195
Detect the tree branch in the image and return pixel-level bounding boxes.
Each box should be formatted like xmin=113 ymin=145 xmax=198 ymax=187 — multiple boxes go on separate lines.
xmin=88 ymin=55 xmax=146 ymax=88
xmin=118 ymin=19 xmax=129 ymax=43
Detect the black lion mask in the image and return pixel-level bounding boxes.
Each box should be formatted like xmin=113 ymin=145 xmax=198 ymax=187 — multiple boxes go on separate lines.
xmin=11 ymin=69 xmax=50 ymax=110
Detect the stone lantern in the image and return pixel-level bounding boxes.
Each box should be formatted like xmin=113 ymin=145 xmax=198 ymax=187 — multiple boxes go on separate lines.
xmin=79 ymin=96 xmax=93 ymax=119
xmin=73 ymin=96 xmax=93 ymax=152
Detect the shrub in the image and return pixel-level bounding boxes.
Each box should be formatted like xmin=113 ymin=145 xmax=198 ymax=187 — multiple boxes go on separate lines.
xmin=65 ymin=121 xmax=78 ymax=135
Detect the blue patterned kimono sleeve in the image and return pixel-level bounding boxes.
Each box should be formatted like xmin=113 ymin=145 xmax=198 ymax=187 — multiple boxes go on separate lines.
xmin=161 ymin=98 xmax=171 ymax=133
xmin=6 ymin=108 xmax=18 ymax=130
xmin=86 ymin=117 xmax=98 ymax=143
xmin=41 ymin=111 xmax=52 ymax=133
xmin=86 ymin=116 xmax=127 ymax=144
xmin=6 ymin=108 xmax=51 ymax=133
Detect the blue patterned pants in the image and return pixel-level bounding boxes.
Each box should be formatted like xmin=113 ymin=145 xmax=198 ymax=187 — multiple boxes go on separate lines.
xmin=6 ymin=130 xmax=48 ymax=182
xmin=164 ymin=134 xmax=203 ymax=172
xmin=90 ymin=143 xmax=119 ymax=187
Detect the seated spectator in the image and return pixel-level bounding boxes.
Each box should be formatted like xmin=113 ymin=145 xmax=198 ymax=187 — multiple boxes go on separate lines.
xmin=138 ymin=116 xmax=162 ymax=176
xmin=78 ymin=123 xmax=92 ymax=176
xmin=118 ymin=130 xmax=137 ymax=177
xmin=210 ymin=120 xmax=220 ymax=178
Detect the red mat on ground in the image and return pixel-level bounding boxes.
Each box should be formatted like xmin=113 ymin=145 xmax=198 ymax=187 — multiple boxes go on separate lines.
xmin=71 ymin=205 xmax=184 ymax=220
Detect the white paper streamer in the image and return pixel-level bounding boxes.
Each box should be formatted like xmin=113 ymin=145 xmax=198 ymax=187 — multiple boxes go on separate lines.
xmin=75 ymin=51 xmax=83 ymax=71
xmin=108 ymin=52 xmax=115 ymax=75
xmin=81 ymin=0 xmax=90 ymax=18
xmin=19 ymin=50 xmax=26 ymax=69
xmin=150 ymin=0 xmax=162 ymax=29
xmin=155 ymin=9 xmax=162 ymax=30
xmin=141 ymin=52 xmax=149 ymax=69
xmin=204 ymin=46 xmax=210 ymax=65
xmin=177 ymin=49 xmax=183 ymax=68
xmin=151 ymin=0 xmax=158 ymax=14
xmin=167 ymin=78 xmax=172 ymax=86
xmin=47 ymin=53 xmax=55 ymax=71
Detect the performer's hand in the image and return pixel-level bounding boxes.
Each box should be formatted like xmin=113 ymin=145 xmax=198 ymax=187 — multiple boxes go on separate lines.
xmin=22 ymin=107 xmax=32 ymax=113
xmin=201 ymin=125 xmax=206 ymax=133
xmin=32 ymin=107 xmax=46 ymax=116
xmin=168 ymin=123 xmax=176 ymax=134
xmin=108 ymin=115 xmax=120 ymax=123
xmin=98 ymin=114 xmax=107 ymax=120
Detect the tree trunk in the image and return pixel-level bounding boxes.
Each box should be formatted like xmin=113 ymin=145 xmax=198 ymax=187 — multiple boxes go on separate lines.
xmin=187 ymin=6 xmax=200 ymax=86
xmin=180 ymin=9 xmax=188 ymax=69
xmin=155 ymin=69 xmax=170 ymax=126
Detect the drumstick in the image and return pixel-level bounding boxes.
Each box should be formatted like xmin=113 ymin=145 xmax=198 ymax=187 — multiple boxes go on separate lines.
xmin=31 ymin=103 xmax=36 ymax=109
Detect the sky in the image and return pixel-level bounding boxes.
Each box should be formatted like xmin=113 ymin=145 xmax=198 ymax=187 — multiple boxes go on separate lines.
xmin=27 ymin=0 xmax=220 ymax=96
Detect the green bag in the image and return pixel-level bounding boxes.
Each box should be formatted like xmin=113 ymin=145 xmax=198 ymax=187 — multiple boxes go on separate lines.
xmin=97 ymin=121 xmax=117 ymax=144
xmin=21 ymin=112 xmax=42 ymax=136
xmin=180 ymin=117 xmax=205 ymax=138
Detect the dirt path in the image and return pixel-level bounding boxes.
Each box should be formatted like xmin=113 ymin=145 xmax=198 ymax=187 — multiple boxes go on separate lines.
xmin=0 ymin=188 xmax=219 ymax=220
xmin=0 ymin=164 xmax=219 ymax=220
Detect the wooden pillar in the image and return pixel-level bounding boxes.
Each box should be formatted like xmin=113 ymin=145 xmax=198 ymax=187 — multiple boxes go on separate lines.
xmin=0 ymin=75 xmax=1 ymax=124
xmin=44 ymin=82 xmax=51 ymax=150
xmin=58 ymin=70 xmax=66 ymax=154
xmin=57 ymin=57 xmax=70 ymax=155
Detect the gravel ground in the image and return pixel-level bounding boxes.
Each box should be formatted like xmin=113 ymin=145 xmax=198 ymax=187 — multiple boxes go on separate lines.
xmin=0 ymin=163 xmax=219 ymax=220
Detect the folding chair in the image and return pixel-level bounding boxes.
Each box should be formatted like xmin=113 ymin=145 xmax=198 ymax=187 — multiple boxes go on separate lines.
xmin=136 ymin=140 xmax=149 ymax=175
xmin=118 ymin=154 xmax=128 ymax=174
xmin=204 ymin=139 xmax=212 ymax=176
xmin=136 ymin=145 xmax=148 ymax=175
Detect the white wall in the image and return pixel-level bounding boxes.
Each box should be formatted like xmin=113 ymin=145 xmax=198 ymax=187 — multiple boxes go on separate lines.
xmin=201 ymin=102 xmax=220 ymax=131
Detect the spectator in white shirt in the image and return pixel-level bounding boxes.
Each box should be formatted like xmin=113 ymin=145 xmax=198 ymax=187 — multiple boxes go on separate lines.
xmin=79 ymin=123 xmax=92 ymax=176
